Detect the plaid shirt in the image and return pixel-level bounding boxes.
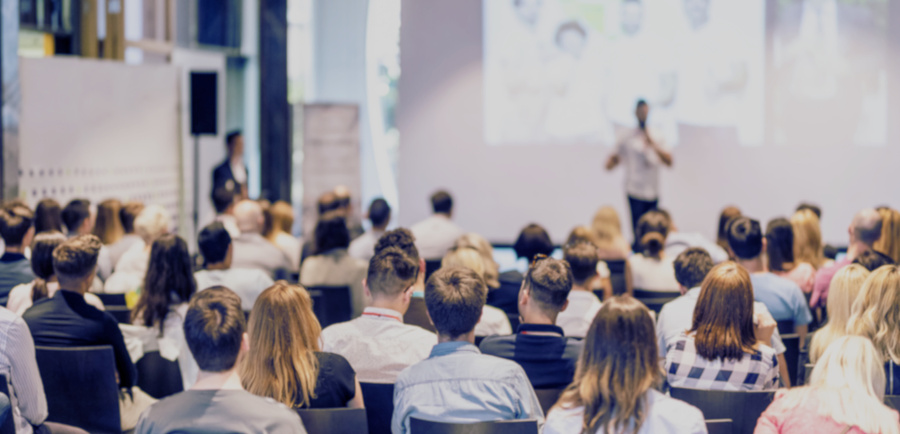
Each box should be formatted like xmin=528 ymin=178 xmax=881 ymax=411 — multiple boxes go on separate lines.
xmin=665 ymin=333 xmax=779 ymax=391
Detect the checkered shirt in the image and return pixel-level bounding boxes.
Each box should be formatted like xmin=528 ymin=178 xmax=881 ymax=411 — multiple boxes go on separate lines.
xmin=665 ymin=333 xmax=779 ymax=391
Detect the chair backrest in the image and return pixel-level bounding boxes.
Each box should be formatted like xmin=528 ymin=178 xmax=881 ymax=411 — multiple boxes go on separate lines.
xmin=669 ymin=387 xmax=775 ymax=434
xmin=605 ymin=259 xmax=628 ymax=296
xmin=781 ymin=334 xmax=800 ymax=387
xmin=136 ymin=351 xmax=184 ymax=400
xmin=409 ymin=418 xmax=539 ymax=434
xmin=93 ymin=293 xmax=127 ymax=306
xmin=885 ymin=395 xmax=900 ymax=411
xmin=424 ymin=260 xmax=443 ymax=282
xmin=632 ymin=290 xmax=680 ymax=314
xmin=803 ymin=364 xmax=814 ymax=386
xmin=105 ymin=306 xmax=132 ymax=324
xmin=34 ymin=346 xmax=121 ymax=434
xmin=296 ymin=408 xmax=368 ymax=434
xmin=307 ymin=286 xmax=353 ymax=328
xmin=360 ymin=382 xmax=394 ymax=434
xmin=776 ymin=320 xmax=795 ymax=335
xmin=534 ymin=388 xmax=564 ymax=415
xmin=0 ymin=375 xmax=14 ymax=434
xmin=705 ymin=419 xmax=733 ymax=434
xmin=404 ymin=297 xmax=436 ymax=333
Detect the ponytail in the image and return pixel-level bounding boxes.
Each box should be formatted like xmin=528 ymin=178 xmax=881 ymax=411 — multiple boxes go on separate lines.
xmin=31 ymin=278 xmax=49 ymax=303
xmin=641 ymin=232 xmax=665 ymax=258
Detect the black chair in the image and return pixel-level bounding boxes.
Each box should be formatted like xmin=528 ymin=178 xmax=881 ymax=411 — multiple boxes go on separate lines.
xmin=633 ymin=290 xmax=680 ymax=314
xmin=307 ymin=286 xmax=353 ymax=328
xmin=796 ymin=348 xmax=811 ymax=386
xmin=885 ymin=396 xmax=900 ymax=411
xmin=34 ymin=346 xmax=121 ymax=434
xmin=669 ymin=387 xmax=775 ymax=434
xmin=136 ymin=351 xmax=184 ymax=399
xmin=781 ymin=334 xmax=800 ymax=387
xmin=93 ymin=293 xmax=131 ymax=324
xmin=803 ymin=364 xmax=814 ymax=386
xmin=360 ymin=383 xmax=394 ymax=434
xmin=410 ymin=418 xmax=539 ymax=434
xmin=776 ymin=320 xmax=795 ymax=335
xmin=0 ymin=375 xmax=15 ymax=434
xmin=424 ymin=260 xmax=443 ymax=282
xmin=705 ymin=419 xmax=733 ymax=434
xmin=296 ymin=408 xmax=368 ymax=434
xmin=93 ymin=293 xmax=126 ymax=306
xmin=534 ymin=388 xmax=564 ymax=414
xmin=487 ymin=281 xmax=521 ymax=323
xmin=605 ymin=259 xmax=629 ymax=296
xmin=404 ymin=297 xmax=436 ymax=333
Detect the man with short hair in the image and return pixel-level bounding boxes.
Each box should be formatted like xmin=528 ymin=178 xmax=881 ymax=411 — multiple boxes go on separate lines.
xmin=230 ymin=200 xmax=292 ymax=278
xmin=211 ymin=186 xmax=241 ymax=239
xmin=321 ymin=247 xmax=437 ymax=383
xmin=212 ymin=130 xmax=249 ymax=200
xmin=392 ymin=267 xmax=543 ymax=434
xmin=194 ymin=222 xmax=273 ymax=312
xmin=108 ymin=201 xmax=144 ymax=267
xmin=480 ymin=257 xmax=583 ymax=388
xmin=135 ymin=287 xmax=306 ymax=433
xmin=61 ymin=199 xmax=112 ymax=279
xmin=0 ymin=205 xmax=36 ymax=304
xmin=811 ymin=208 xmax=883 ymax=308
xmin=557 ymin=242 xmax=603 ymax=338
xmin=410 ymin=190 xmax=464 ymax=260
xmin=348 ymin=198 xmax=392 ymax=261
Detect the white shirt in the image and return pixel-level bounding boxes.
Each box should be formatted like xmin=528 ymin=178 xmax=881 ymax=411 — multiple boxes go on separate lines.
xmin=410 ymin=214 xmax=464 ymax=260
xmin=104 ymin=242 xmax=149 ymax=294
xmin=321 ymin=307 xmax=437 ymax=384
xmin=544 ymin=389 xmax=706 ymax=434
xmin=474 ymin=305 xmax=512 ymax=337
xmin=7 ymin=281 xmax=105 ymax=316
xmin=629 ymin=254 xmax=680 ymax=292
xmin=665 ymin=231 xmax=731 ymax=264
xmin=656 ymin=287 xmax=787 ymax=359
xmin=347 ymin=230 xmax=385 ymax=262
xmin=215 ymin=215 xmax=241 ymax=240
xmin=556 ymin=290 xmax=602 ymax=339
xmin=120 ymin=303 xmax=198 ymax=391
xmin=272 ymin=233 xmax=301 ymax=272
xmin=616 ymin=127 xmax=667 ymax=201
xmin=194 ymin=268 xmax=274 ymax=312
xmin=230 ymin=159 xmax=247 ymax=185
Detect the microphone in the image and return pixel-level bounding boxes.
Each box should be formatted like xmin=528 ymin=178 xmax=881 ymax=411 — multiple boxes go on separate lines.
xmin=638 ymin=120 xmax=646 ymax=131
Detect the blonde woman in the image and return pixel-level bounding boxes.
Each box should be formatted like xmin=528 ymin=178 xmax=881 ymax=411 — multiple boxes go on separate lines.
xmin=791 ymin=209 xmax=827 ymax=269
xmin=874 ymin=208 xmax=900 ymax=264
xmin=441 ymin=247 xmax=512 ymax=337
xmin=264 ymin=201 xmax=301 ymax=270
xmin=590 ymin=206 xmax=631 ymax=258
xmin=808 ymin=265 xmax=870 ymax=363
xmin=453 ymin=233 xmax=500 ymax=289
xmin=241 ymin=282 xmax=363 ymax=409
xmin=848 ymin=265 xmax=900 ymax=395
xmin=756 ymin=336 xmax=900 ymax=434
xmin=104 ymin=205 xmax=172 ymax=294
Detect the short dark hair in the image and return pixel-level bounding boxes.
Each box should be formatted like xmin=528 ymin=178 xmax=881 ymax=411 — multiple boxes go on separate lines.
xmin=198 ymin=222 xmax=232 ymax=265
xmin=513 ymin=224 xmax=554 ymax=262
xmin=314 ymin=214 xmax=350 ymax=254
xmin=563 ymin=242 xmax=599 ymax=286
xmin=34 ymin=198 xmax=63 ymax=233
xmin=796 ymin=203 xmax=821 ymax=219
xmin=211 ymin=187 xmax=238 ymax=214
xmin=226 ymin=130 xmax=242 ymax=148
xmin=368 ymin=198 xmax=391 ymax=228
xmin=636 ymin=99 xmax=648 ymax=109
xmin=431 ymin=191 xmax=453 ymax=214
xmin=184 ymin=286 xmax=245 ymax=372
xmin=61 ymin=199 xmax=91 ymax=233
xmin=765 ymin=218 xmax=795 ymax=272
xmin=374 ymin=228 xmax=420 ymax=262
xmin=636 ymin=211 xmax=669 ymax=258
xmin=52 ymin=234 xmax=102 ymax=281
xmin=524 ymin=257 xmax=573 ymax=311
xmin=425 ymin=267 xmax=487 ymax=338
xmin=674 ymin=248 xmax=714 ymax=289
xmin=367 ymin=247 xmax=418 ymax=297
xmin=119 ymin=201 xmax=144 ymax=234
xmin=318 ymin=192 xmax=341 ymax=215
xmin=853 ymin=249 xmax=895 ymax=271
xmin=727 ymin=217 xmax=763 ymax=260
xmin=0 ymin=205 xmax=34 ymax=246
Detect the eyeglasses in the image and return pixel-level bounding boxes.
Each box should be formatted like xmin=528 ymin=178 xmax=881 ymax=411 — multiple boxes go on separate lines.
xmin=530 ymin=253 xmax=549 ymax=269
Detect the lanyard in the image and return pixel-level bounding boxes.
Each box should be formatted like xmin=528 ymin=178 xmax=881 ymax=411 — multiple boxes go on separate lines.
xmin=362 ymin=312 xmax=402 ymax=322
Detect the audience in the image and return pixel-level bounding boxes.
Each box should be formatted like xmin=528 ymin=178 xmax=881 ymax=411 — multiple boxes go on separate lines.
xmin=392 ymin=267 xmax=543 ymax=433
xmin=440 ymin=246 xmax=512 ymax=337
xmin=410 ymin=190 xmax=464 ymax=260
xmin=321 ymin=247 xmax=437 ymax=383
xmin=790 ymin=208 xmax=828 ymax=270
xmin=590 ymin=205 xmax=631 ymax=257
xmin=480 ymin=256 xmax=582 ymax=388
xmin=558 ymin=241 xmax=603 ymax=338
xmin=545 ymin=297 xmax=706 ymax=434
xmin=194 ymin=222 xmax=273 ymax=312
xmin=60 ymin=199 xmax=112 ymax=280
xmin=34 ymin=198 xmax=63 ymax=234
xmin=300 ymin=192 xmax=343 ymax=264
xmin=811 ymin=208 xmax=882 ymax=308
xmin=853 ymin=249 xmax=895 ymax=271
xmin=263 ymin=201 xmax=301 ymax=271
xmin=874 ymin=207 xmax=900 ymax=263
xmin=211 ymin=186 xmax=241 ymax=239
xmin=808 ymin=264 xmax=870 ymax=363
xmin=766 ymin=218 xmax=816 ymax=294
xmin=664 ymin=210 xmax=729 ymax=264
xmin=847 ymin=265 xmax=900 ymax=395
xmin=665 ymin=262 xmax=780 ymax=391
xmin=333 ymin=185 xmax=365 ymax=240
xmin=0 ymin=204 xmax=36 ymax=304
xmin=454 ymin=233 xmax=501 ymax=289
xmin=374 ymin=228 xmax=426 ymax=293
xmin=92 ymin=199 xmax=124 ymax=247
xmin=348 ymin=198 xmax=391 ymax=261
xmin=630 ymin=211 xmax=679 ymax=292
xmin=299 ymin=214 xmax=368 ymax=317
xmin=715 ymin=205 xmax=741 ymax=253
xmin=104 ymin=205 xmax=171 ymax=293
xmin=231 ymin=200 xmax=292 ymax=278
xmin=500 ymin=223 xmax=554 ymax=287
xmin=240 ymin=282 xmax=363 ymax=408
xmin=107 ymin=201 xmax=144 ymax=268
xmin=135 ymin=286 xmax=306 ymax=433
xmin=756 ymin=336 xmax=900 ymax=434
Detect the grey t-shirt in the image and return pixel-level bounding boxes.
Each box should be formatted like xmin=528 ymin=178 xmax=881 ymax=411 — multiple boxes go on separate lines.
xmin=135 ymin=389 xmax=307 ymax=434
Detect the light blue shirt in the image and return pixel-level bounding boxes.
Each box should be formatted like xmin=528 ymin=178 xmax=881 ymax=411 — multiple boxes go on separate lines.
xmin=544 ymin=389 xmax=706 ymax=434
xmin=391 ymin=341 xmax=543 ymax=434
xmin=750 ymin=273 xmax=813 ymax=326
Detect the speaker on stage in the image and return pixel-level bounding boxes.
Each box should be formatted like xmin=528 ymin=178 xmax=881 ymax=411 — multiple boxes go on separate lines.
xmin=190 ymin=72 xmax=218 ymax=136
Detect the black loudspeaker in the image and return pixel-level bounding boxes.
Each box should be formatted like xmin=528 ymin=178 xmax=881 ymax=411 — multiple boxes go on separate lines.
xmin=189 ymin=72 xmax=218 ymax=136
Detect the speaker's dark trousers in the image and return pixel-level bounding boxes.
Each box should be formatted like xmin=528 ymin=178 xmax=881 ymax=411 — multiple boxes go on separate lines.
xmin=628 ymin=195 xmax=658 ymax=242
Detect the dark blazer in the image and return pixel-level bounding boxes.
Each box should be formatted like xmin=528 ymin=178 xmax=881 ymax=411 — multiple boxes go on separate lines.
xmin=212 ymin=160 xmax=248 ymax=196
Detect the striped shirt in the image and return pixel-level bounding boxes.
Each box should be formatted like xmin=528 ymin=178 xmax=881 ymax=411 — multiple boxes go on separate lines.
xmin=0 ymin=307 xmax=48 ymax=433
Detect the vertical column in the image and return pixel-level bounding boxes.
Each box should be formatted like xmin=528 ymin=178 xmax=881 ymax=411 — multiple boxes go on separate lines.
xmin=258 ymin=0 xmax=290 ymax=202
xmin=1 ymin=0 xmax=20 ymax=199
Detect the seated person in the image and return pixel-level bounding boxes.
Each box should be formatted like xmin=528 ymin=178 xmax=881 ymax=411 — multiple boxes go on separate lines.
xmin=545 ymin=297 xmax=705 ymax=434
xmin=194 ymin=223 xmax=273 ymax=312
xmin=230 ymin=200 xmax=292 ymax=278
xmin=630 ymin=211 xmax=679 ymax=292
xmin=410 ymin=190 xmax=464 ymax=260
xmin=348 ymin=198 xmax=391 ymax=261
xmin=134 ymin=287 xmax=306 ymax=433
xmin=808 ymin=265 xmax=869 ymax=363
xmin=104 ymin=205 xmax=171 ymax=294
xmin=766 ymin=218 xmax=815 ymax=294
xmin=665 ymin=262 xmax=780 ymax=391
xmin=263 ymin=201 xmax=301 ymax=271
xmin=846 ymin=265 xmax=900 ymax=395
xmin=0 ymin=204 xmax=36 ymax=305
xmin=0 ymin=305 xmax=49 ymax=433
xmin=499 ymin=224 xmax=554 ymax=286
xmin=558 ymin=241 xmax=603 ymax=338
xmin=240 ymin=282 xmax=363 ymax=409
xmin=107 ymin=201 xmax=144 ymax=268
xmin=374 ymin=228 xmax=426 ymax=293
xmin=392 ymin=267 xmax=543 ymax=434
xmin=663 ymin=210 xmax=729 ymax=264
xmin=321 ymin=247 xmax=436 ymax=383
xmin=299 ymin=214 xmax=368 ymax=317
xmin=480 ymin=256 xmax=583 ymax=388
xmin=60 ymin=199 xmax=112 ymax=280
xmin=441 ymin=247 xmax=511 ymax=337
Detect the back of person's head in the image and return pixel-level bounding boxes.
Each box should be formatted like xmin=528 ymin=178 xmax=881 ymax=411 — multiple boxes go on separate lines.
xmin=791 ymin=209 xmax=825 ymax=268
xmin=441 ymin=246 xmax=487 ymax=279
xmin=853 ymin=249 xmax=895 ymax=271
xmin=796 ymin=202 xmax=822 ymax=219
xmin=513 ymin=223 xmax=553 ymax=262
xmin=368 ymin=198 xmax=391 ymax=229
xmin=317 ymin=192 xmax=340 ymax=215
xmin=564 ymin=241 xmax=600 ymax=287
xmin=92 ymin=199 xmax=124 ymax=245
xmin=592 ymin=206 xmax=623 ymax=239
xmin=566 ymin=226 xmax=600 ymax=247
xmin=52 ymin=234 xmax=102 ymax=283
xmin=556 ymin=296 xmax=659 ymax=433
xmin=240 ymin=282 xmax=321 ymax=408
xmin=452 ymin=233 xmax=500 ymax=288
xmin=852 ymin=208 xmax=884 ymax=247
xmin=809 ymin=264 xmax=870 ymax=363
xmin=716 ymin=206 xmax=741 ymax=251
xmin=425 ymin=267 xmax=487 ymax=338
xmin=184 ymin=286 xmax=245 ymax=372
xmin=727 ymin=217 xmax=763 ymax=260
xmin=523 ymin=256 xmax=573 ymax=313
xmin=0 ymin=204 xmax=34 ymax=246
xmin=211 ymin=187 xmax=238 ymax=215
xmin=267 ymin=201 xmax=295 ymax=235
xmin=374 ymin=228 xmax=420 ymax=262
xmin=198 ymin=222 xmax=232 ymax=266
xmin=673 ymin=248 xmax=713 ymax=289
xmin=635 ymin=210 xmax=669 ymax=259
xmin=691 ymin=262 xmax=755 ymax=361
xmin=233 ymin=200 xmax=264 ymax=234
xmin=226 ymin=130 xmax=242 ymax=151
xmin=134 ymin=205 xmax=171 ymax=244
xmin=61 ymin=199 xmax=91 ymax=234
xmin=367 ymin=247 xmax=418 ymax=298
xmin=430 ymin=190 xmax=453 ymax=215
xmin=29 ymin=231 xmax=66 ymax=302
xmin=314 ymin=214 xmax=350 ymax=254
xmin=765 ymin=218 xmax=795 ymax=272
xmin=119 ymin=201 xmax=144 ymax=235
xmin=333 ymin=185 xmax=352 ymax=210
xmin=134 ymin=235 xmax=197 ymax=329
xmin=874 ymin=208 xmax=900 ymax=264
xmin=34 ymin=198 xmax=63 ymax=233
xmin=848 ymin=265 xmax=900 ymax=364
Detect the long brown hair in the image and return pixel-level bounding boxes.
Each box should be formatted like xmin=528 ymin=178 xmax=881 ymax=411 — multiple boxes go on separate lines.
xmin=554 ymin=296 xmax=659 ymax=433
xmin=29 ymin=231 xmax=67 ymax=302
xmin=716 ymin=206 xmax=741 ymax=252
xmin=874 ymin=208 xmax=900 ymax=264
xmin=240 ymin=282 xmax=321 ymax=408
xmin=690 ymin=262 xmax=757 ymax=361
xmin=264 ymin=201 xmax=295 ymax=242
xmin=34 ymin=199 xmax=63 ymax=233
xmin=92 ymin=199 xmax=124 ymax=245
xmin=131 ymin=235 xmax=197 ymax=333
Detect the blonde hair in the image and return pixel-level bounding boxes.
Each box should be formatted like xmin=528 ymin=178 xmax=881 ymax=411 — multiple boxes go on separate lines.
xmin=791 ymin=209 xmax=825 ymax=269
xmin=92 ymin=199 xmax=124 ymax=245
xmin=773 ymin=336 xmax=898 ymax=434
xmin=809 ymin=265 xmax=870 ymax=362
xmin=240 ymin=282 xmax=321 ymax=408
xmin=874 ymin=208 xmax=900 ymax=264
xmin=848 ymin=265 xmax=900 ymax=365
xmin=265 ymin=201 xmax=295 ymax=242
xmin=442 ymin=247 xmax=487 ymax=280
xmin=453 ymin=233 xmax=499 ymax=288
xmin=134 ymin=205 xmax=171 ymax=245
xmin=591 ymin=206 xmax=629 ymax=256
